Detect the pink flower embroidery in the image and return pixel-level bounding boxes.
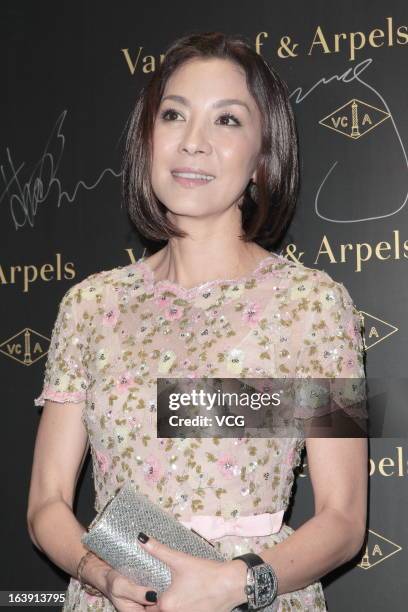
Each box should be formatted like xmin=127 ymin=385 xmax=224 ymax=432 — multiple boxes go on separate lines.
xmin=143 ymin=456 xmax=161 ymax=483
xmin=84 ymin=593 xmax=102 ymax=603
xmin=95 ymin=450 xmax=109 ymax=475
xmin=116 ymin=371 xmax=134 ymax=394
xmin=303 ymin=592 xmax=315 ymax=606
xmin=154 ymin=294 xmax=172 ymax=309
xmin=164 ymin=304 xmax=184 ymax=320
xmin=342 ymin=350 xmax=357 ymax=371
xmin=242 ymin=302 xmax=261 ymax=326
xmin=102 ymin=308 xmax=119 ymax=326
xmin=217 ymin=454 xmax=239 ymax=478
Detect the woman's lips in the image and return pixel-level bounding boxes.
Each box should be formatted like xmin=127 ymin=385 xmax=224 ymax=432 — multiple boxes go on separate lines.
xmin=171 ymin=172 xmax=215 ymax=189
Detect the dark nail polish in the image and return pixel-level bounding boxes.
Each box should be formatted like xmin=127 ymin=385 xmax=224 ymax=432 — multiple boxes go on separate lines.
xmin=138 ymin=531 xmax=149 ymax=543
xmin=145 ymin=590 xmax=157 ymax=603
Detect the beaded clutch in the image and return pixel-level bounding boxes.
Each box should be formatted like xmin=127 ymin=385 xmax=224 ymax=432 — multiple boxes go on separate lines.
xmin=81 ymin=481 xmax=227 ymax=594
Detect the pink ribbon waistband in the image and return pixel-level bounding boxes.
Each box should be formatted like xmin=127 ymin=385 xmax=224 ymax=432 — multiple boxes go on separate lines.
xmin=180 ymin=509 xmax=285 ymax=540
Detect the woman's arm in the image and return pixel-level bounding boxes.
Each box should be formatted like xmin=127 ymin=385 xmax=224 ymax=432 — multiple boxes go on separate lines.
xmin=228 ymin=434 xmax=368 ymax=600
xmin=27 ymin=399 xmax=158 ymax=609
xmin=27 ymin=399 xmax=110 ymax=590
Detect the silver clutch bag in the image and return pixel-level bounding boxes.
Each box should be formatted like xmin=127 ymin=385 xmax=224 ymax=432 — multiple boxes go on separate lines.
xmin=81 ymin=480 xmax=227 ymax=594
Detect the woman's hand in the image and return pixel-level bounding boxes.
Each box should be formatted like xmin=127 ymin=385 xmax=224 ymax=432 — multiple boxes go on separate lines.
xmin=102 ymin=567 xmax=159 ymax=611
xmin=137 ymin=533 xmax=248 ymax=612
xmin=82 ymin=553 xmax=158 ymax=611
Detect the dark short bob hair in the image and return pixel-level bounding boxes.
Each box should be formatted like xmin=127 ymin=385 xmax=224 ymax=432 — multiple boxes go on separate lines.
xmin=121 ymin=31 xmax=299 ymax=249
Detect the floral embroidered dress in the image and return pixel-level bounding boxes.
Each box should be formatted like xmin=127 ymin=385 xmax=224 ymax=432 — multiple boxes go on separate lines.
xmin=34 ymin=252 xmax=365 ymax=612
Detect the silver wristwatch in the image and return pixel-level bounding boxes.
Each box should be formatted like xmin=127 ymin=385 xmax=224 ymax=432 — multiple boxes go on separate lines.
xmin=232 ymin=552 xmax=278 ymax=610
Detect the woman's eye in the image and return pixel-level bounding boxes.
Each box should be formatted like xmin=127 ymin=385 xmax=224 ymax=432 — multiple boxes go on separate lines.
xmin=160 ymin=108 xmax=182 ymax=121
xmin=159 ymin=108 xmax=241 ymax=126
xmin=216 ymin=113 xmax=241 ymax=127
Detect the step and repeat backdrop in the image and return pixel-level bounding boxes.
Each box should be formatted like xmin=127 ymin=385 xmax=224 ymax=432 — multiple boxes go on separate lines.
xmin=1 ymin=1 xmax=407 ymax=610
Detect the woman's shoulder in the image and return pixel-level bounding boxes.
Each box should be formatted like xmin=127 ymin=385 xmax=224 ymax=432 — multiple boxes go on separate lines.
xmin=58 ymin=262 xmax=141 ymax=305
xmin=274 ymin=255 xmax=356 ymax=308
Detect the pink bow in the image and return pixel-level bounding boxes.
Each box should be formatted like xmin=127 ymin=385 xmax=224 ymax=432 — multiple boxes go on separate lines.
xmin=180 ymin=510 xmax=284 ymax=541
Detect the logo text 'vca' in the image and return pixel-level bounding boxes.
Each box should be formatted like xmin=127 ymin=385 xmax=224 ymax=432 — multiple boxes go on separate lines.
xmin=320 ymin=98 xmax=390 ymax=139
xmin=0 ymin=328 xmax=50 ymax=366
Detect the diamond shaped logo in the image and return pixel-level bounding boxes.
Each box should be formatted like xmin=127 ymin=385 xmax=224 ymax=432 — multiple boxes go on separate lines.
xmin=319 ymin=98 xmax=390 ymax=139
xmin=358 ymin=529 xmax=402 ymax=570
xmin=359 ymin=311 xmax=398 ymax=350
xmin=0 ymin=328 xmax=50 ymax=366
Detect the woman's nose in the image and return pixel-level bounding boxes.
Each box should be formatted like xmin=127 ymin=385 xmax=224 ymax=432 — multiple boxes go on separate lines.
xmin=179 ymin=121 xmax=212 ymax=155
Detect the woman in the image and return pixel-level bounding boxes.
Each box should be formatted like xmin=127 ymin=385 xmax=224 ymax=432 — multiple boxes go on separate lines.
xmin=27 ymin=31 xmax=367 ymax=611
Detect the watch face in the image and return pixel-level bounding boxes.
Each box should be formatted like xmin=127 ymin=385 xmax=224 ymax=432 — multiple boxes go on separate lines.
xmin=253 ymin=565 xmax=276 ymax=607
xmin=259 ymin=580 xmax=270 ymax=597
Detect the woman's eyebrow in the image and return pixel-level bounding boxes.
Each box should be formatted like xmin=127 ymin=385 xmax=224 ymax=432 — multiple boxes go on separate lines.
xmin=161 ymin=94 xmax=250 ymax=113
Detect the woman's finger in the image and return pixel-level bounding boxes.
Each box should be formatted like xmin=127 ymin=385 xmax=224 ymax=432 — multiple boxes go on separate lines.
xmin=106 ymin=570 xmax=158 ymax=607
xmin=114 ymin=603 xmax=145 ymax=612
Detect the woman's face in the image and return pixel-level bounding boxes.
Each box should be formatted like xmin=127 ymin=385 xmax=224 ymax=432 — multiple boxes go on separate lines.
xmin=151 ymin=57 xmax=262 ymax=220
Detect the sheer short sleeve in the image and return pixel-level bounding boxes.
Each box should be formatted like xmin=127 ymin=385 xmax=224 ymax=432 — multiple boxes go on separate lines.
xmin=34 ymin=286 xmax=89 ymax=406
xmin=293 ymin=275 xmax=367 ymax=424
